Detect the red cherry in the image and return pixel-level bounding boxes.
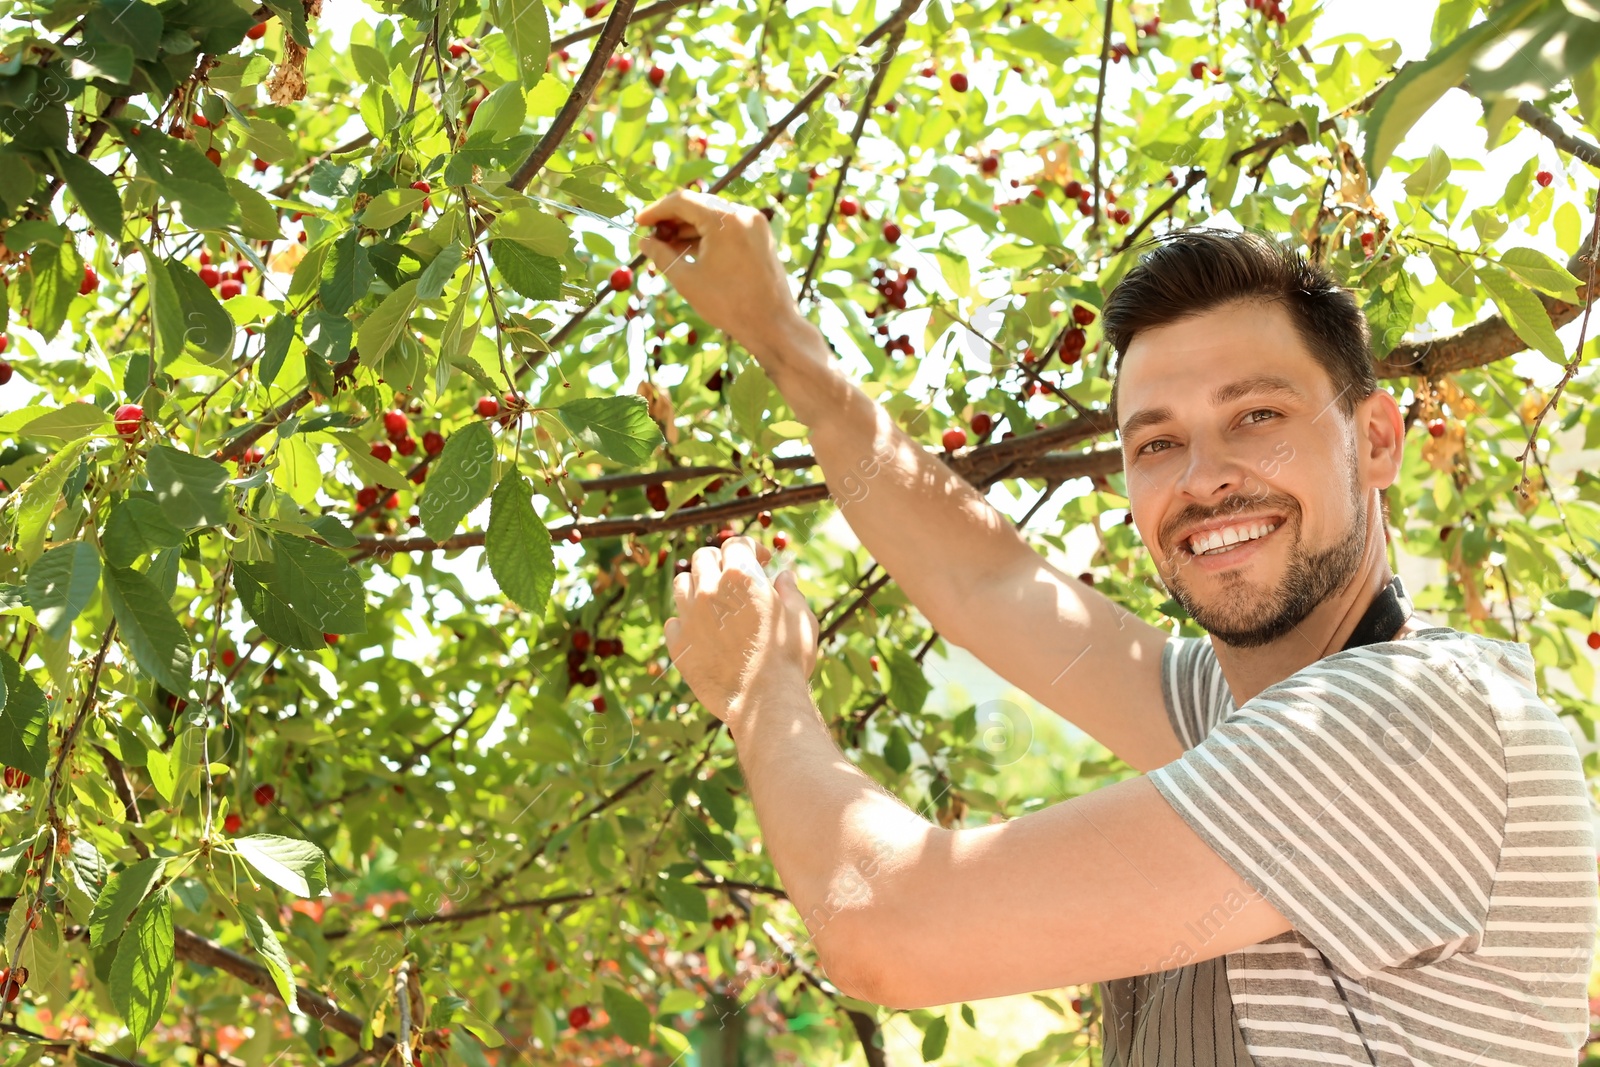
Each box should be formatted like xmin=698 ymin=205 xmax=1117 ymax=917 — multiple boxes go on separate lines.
xmin=477 ymin=396 xmax=500 ymax=418
xmin=648 ymin=65 xmax=665 ymax=87
xmin=0 ymin=361 xmax=10 ymax=386
xmin=942 ymin=427 xmax=967 ymax=451
xmin=568 ymin=1006 xmax=592 ymax=1029
xmin=773 ymin=532 xmax=789 ymax=550
xmin=370 ymin=441 xmax=393 ymax=462
xmin=395 ymin=435 xmax=417 ymax=456
xmin=408 ymin=466 xmax=427 ymax=485
xmin=385 ymin=492 xmax=399 ymax=509
xmin=205 ymin=147 xmax=222 ymax=166
xmin=882 ymin=221 xmax=901 ymax=243
xmin=646 ymin=483 xmax=668 ymax=510
xmin=423 ymin=430 xmax=445 ymax=455
xmin=584 ymin=0 xmax=606 ymax=13
xmin=114 ymin=403 xmax=143 ymax=438
xmin=980 ymin=154 xmax=1000 ymax=175
xmin=448 ymin=41 xmax=467 ymax=58
xmin=219 ymin=278 xmax=243 ymax=299
xmin=1588 ymin=632 xmax=1600 ymax=651
xmin=383 ymin=410 xmax=409 ymax=436
xmin=1110 ymin=208 xmax=1132 ymax=224
xmin=949 ymin=71 xmax=969 ymax=92
xmin=246 ymin=21 xmax=267 ymax=39
xmin=567 ymin=528 xmax=583 ymax=544
xmin=243 ymin=447 xmax=264 ymax=464
xmin=572 ymin=630 xmax=591 ymax=652
xmin=1427 ymin=419 xmax=1445 ymax=438
xmin=223 ymin=813 xmax=243 ymax=833
xmin=222 ymin=648 xmax=237 ymax=668
xmin=198 ymin=265 xmax=221 ymax=287
xmin=971 ymin=412 xmax=993 ymax=436
xmin=357 ymin=486 xmax=380 ymax=509
xmin=611 ymin=54 xmax=632 ymax=74
xmin=79 ymin=266 xmax=99 ymax=295
xmin=591 ymin=696 xmax=607 ymax=713
xmin=1190 ymin=60 xmax=1208 ymax=79
xmin=653 ymin=219 xmax=681 ymax=243
xmin=193 ymin=114 xmax=211 ymax=129
xmin=1072 ymin=305 xmax=1096 ymax=326
xmin=1536 ymin=170 xmax=1554 ymax=188
xmin=411 ymin=180 xmax=431 ymax=194
xmin=252 ymin=157 xmax=269 ymax=172
xmin=253 ymin=783 xmax=276 ymax=806
xmin=610 ymin=266 xmax=634 ymax=291
xmin=758 ymin=510 xmax=773 ymax=528
xmin=838 ymin=198 xmax=859 ymax=217
xmin=1439 ymin=525 xmax=1453 ymax=541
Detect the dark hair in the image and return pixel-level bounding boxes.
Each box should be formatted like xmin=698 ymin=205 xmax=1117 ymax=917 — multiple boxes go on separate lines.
xmin=1103 ymin=229 xmax=1375 ymax=422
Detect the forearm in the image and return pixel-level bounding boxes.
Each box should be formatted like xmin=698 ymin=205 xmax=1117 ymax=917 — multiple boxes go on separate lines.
xmin=728 ymin=670 xmax=929 ymax=977
xmin=759 ymin=317 xmax=1033 ymax=638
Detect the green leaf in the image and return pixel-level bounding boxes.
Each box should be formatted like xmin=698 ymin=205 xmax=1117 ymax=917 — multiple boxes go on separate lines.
xmin=361 ymin=188 xmax=427 ymax=230
xmin=16 ymin=439 xmax=89 ymax=564
xmin=554 ymin=395 xmax=662 ymax=465
xmin=109 ymin=892 xmax=174 ymax=1048
xmin=498 ymin=0 xmax=550 ymax=88
xmin=145 ymin=445 xmax=230 ymax=528
xmin=602 ymin=983 xmax=652 ymax=1047
xmin=169 ymin=259 xmax=235 ymax=363
xmin=233 ymin=835 xmax=331 ymax=897
xmin=240 ymin=910 xmax=302 ymax=1014
xmin=417 ymin=241 xmax=464 ymax=301
xmin=490 ymin=239 xmax=562 ymax=300
xmin=1363 ymin=15 xmax=1518 ymax=178
xmin=330 ymin=430 xmax=408 ymax=491
xmin=27 ymin=241 xmax=81 ymax=342
xmin=51 ymin=152 xmax=123 ymax=238
xmin=259 ymin=313 xmax=296 ymax=388
xmin=233 ymin=533 xmax=367 ymax=649
xmin=1480 ymin=264 xmax=1566 ymax=363
xmin=921 ymin=1015 xmax=949 ymax=1061
xmin=420 ymin=422 xmax=496 ymax=541
xmin=102 ymin=498 xmax=186 ymax=567
xmin=319 ymin=230 xmax=373 ymax=315
xmin=0 ymin=649 xmax=48 ymax=778
xmin=16 ymin=402 xmax=111 ymax=442
xmin=1499 ymin=246 xmax=1581 ymax=300
xmin=89 ymin=857 xmax=165 ymax=948
xmin=105 ymin=565 xmax=193 ymax=697
xmin=142 ymin=251 xmax=186 ymax=364
xmin=87 ymin=0 xmax=164 ymax=61
xmin=25 ymin=541 xmax=101 ymax=640
xmin=490 ymin=206 xmax=570 ymax=256
xmin=884 ymin=646 xmax=931 ymax=715
xmin=356 ymin=278 xmax=419 ymax=366
xmin=695 ymin=783 xmax=738 ymax=833
xmin=485 ymin=472 xmax=555 ymax=613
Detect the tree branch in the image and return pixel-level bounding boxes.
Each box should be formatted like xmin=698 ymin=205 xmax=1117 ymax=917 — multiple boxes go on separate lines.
xmin=0 ymin=1022 xmax=151 ymax=1067
xmin=550 ymin=0 xmax=702 ymax=50
xmin=1513 ymin=99 xmax=1600 ymax=168
xmin=1376 ymin=281 xmax=1598 ymax=378
xmin=508 ymin=0 xmax=640 ymax=191
xmin=172 ymin=925 xmax=397 ymax=1060
xmin=1088 ymin=0 xmax=1115 ymax=235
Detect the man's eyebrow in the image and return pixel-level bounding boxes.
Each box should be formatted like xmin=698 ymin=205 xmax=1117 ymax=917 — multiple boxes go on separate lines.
xmin=1118 ymin=375 xmax=1306 ymax=446
xmin=1210 ymin=374 xmax=1305 ymax=407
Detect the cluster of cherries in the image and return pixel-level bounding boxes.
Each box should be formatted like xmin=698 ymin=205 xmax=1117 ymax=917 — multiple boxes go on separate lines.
xmin=869 ymin=265 xmax=917 ymax=316
xmin=3 ymin=766 xmax=30 ymax=789
xmin=196 ymin=249 xmax=252 ymax=300
xmin=566 ymin=628 xmax=624 ymax=692
xmin=1244 ymin=0 xmax=1289 ymax=23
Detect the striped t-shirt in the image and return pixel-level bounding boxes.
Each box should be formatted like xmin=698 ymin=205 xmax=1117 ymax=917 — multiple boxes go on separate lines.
xmin=1105 ymin=627 xmax=1597 ymax=1066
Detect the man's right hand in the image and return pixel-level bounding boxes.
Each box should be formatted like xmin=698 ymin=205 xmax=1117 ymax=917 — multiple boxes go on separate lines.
xmin=636 ymin=191 xmax=813 ymax=364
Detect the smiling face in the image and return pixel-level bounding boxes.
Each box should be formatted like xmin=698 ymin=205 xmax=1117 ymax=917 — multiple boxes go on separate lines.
xmin=1116 ymin=300 xmax=1383 ymax=648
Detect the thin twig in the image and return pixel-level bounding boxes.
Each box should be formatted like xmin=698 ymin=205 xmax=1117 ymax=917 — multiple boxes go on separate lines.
xmin=1088 ymin=0 xmax=1115 ymax=234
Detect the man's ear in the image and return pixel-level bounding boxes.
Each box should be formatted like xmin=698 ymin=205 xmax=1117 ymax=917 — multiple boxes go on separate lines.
xmin=1356 ymin=388 xmax=1405 ymax=490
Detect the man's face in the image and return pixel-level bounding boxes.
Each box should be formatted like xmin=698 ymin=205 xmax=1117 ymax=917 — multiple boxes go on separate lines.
xmin=1115 ymin=301 xmax=1372 ymax=648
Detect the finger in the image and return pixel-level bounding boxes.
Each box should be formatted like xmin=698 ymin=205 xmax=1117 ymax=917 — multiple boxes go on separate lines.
xmin=672 ymin=571 xmax=692 ymax=611
xmin=719 ymin=535 xmax=767 ymax=581
xmin=636 ymin=190 xmax=731 ymax=232
xmin=690 ymin=545 xmax=723 ymax=588
xmin=663 ymin=616 xmax=683 ymax=655
xmin=638 ymin=234 xmax=700 ymax=280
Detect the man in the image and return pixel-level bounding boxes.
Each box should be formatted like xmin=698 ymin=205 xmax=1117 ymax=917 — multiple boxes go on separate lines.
xmin=636 ymin=192 xmax=1597 ymax=1065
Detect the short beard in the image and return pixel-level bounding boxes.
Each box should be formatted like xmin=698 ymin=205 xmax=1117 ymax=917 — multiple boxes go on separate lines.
xmin=1161 ymin=471 xmax=1368 ymax=650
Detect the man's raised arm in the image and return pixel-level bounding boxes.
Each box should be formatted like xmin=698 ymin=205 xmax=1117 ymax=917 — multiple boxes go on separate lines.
xmin=637 ymin=192 xmax=1181 ymax=771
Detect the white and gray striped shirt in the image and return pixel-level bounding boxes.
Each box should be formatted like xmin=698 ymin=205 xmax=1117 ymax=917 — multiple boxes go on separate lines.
xmin=1113 ymin=627 xmax=1596 ymax=1066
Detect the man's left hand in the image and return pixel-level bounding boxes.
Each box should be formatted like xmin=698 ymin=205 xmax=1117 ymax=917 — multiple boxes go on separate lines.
xmin=663 ymin=535 xmax=819 ymax=729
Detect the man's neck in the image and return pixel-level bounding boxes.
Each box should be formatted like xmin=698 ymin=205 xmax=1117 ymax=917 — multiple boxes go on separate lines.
xmin=1210 ymin=510 xmax=1414 ymax=706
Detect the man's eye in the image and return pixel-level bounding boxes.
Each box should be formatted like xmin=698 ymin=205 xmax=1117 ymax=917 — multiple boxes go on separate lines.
xmin=1244 ymin=409 xmax=1278 ymax=425
xmin=1138 ymin=439 xmax=1172 ymax=456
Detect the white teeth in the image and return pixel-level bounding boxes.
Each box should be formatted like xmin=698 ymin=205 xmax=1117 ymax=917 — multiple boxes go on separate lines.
xmin=1188 ymin=522 xmax=1278 ymax=556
